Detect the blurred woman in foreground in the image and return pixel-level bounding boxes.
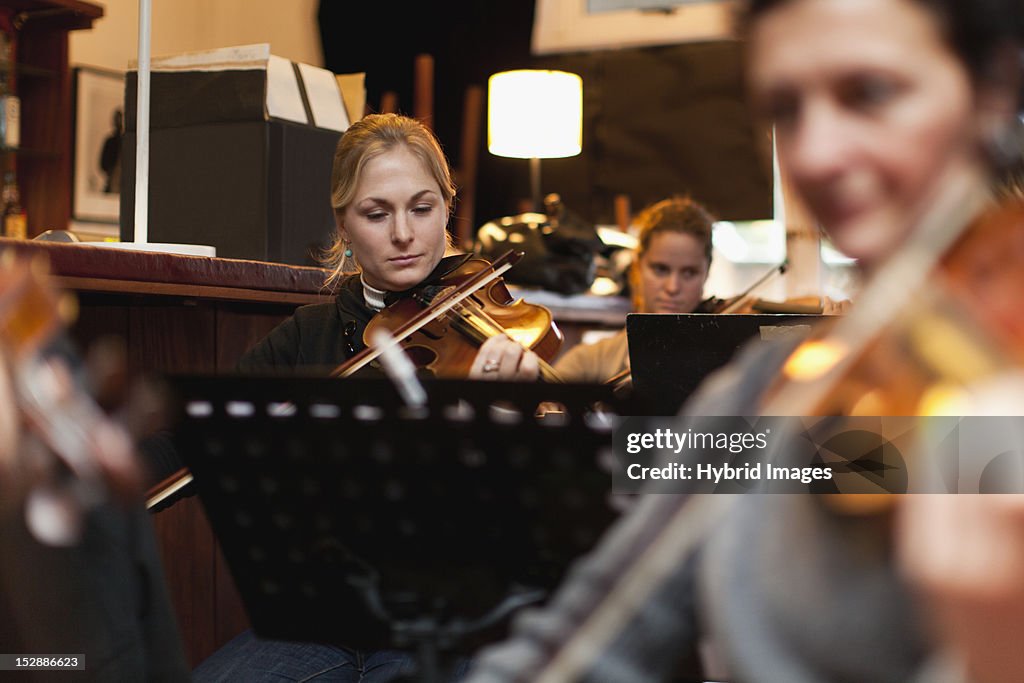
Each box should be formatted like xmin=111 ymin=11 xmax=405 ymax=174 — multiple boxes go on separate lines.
xmin=464 ymin=0 xmax=1024 ymax=681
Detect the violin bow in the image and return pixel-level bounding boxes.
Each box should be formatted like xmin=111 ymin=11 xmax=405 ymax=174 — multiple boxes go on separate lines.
xmin=716 ymin=261 xmax=788 ymax=314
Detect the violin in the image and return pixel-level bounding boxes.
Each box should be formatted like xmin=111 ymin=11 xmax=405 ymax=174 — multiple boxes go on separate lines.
xmin=0 ymin=253 xmax=141 ymax=545
xmin=762 ymin=188 xmax=1022 ymax=419
xmin=332 ymin=250 xmax=566 ymax=382
xmin=704 ymin=261 xmax=839 ymax=315
xmin=704 ymin=262 xmax=788 ymax=313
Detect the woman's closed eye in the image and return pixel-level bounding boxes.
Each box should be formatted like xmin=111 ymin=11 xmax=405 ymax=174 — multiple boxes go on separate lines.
xmin=412 ymin=204 xmax=434 ymax=215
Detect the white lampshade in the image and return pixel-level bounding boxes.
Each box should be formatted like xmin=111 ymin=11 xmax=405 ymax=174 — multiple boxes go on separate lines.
xmin=488 ymin=69 xmax=583 ymax=159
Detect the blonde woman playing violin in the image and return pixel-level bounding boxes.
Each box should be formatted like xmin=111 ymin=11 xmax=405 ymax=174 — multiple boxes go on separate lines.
xmin=238 ymin=113 xmax=539 ymax=383
xmin=195 ymin=114 xmax=538 ymax=682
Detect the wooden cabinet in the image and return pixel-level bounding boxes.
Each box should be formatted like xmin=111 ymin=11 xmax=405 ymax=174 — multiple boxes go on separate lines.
xmin=2 ymin=0 xmax=103 ymax=235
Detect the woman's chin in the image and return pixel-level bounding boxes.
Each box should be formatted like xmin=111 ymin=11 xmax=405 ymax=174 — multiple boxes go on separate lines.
xmin=825 ymin=216 xmax=907 ymax=267
xmin=363 ymin=270 xmax=423 ymax=293
xmin=382 ymin=276 xmax=424 ymax=292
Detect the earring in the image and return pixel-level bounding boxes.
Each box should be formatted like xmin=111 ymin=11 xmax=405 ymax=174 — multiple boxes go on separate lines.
xmin=344 ymin=246 xmax=353 ymax=258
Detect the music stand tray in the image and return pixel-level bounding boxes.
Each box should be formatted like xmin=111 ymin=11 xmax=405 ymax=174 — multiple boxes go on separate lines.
xmin=170 ymin=375 xmax=620 ymax=661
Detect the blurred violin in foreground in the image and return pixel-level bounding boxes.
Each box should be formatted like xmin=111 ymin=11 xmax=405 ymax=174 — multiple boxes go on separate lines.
xmin=0 ymin=252 xmax=141 ymax=546
xmin=764 ymin=194 xmax=1024 ymax=421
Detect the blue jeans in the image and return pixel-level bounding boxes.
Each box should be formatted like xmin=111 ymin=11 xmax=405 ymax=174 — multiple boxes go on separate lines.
xmin=193 ymin=629 xmax=470 ymax=682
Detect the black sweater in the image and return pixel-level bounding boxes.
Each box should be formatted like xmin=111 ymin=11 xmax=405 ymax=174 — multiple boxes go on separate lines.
xmin=237 ymin=273 xmax=373 ymax=372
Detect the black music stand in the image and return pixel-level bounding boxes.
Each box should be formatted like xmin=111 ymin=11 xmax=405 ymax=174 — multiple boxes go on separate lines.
xmin=627 ymin=313 xmax=826 ymax=415
xmin=170 ymin=375 xmax=621 ymax=682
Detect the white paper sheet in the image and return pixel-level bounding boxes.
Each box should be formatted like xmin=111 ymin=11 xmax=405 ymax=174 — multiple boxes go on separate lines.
xmin=298 ymin=62 xmax=350 ymax=132
xmin=266 ymin=55 xmax=308 ymax=124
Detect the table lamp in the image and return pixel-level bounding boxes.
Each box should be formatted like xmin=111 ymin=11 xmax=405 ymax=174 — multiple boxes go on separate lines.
xmin=487 ymin=69 xmax=582 ymax=212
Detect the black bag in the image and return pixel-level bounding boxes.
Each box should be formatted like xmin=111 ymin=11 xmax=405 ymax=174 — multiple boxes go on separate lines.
xmin=473 ymin=195 xmax=601 ymax=295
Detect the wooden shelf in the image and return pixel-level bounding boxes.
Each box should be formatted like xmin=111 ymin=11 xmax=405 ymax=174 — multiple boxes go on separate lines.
xmin=7 ymin=0 xmax=102 ymax=31
xmin=0 ymin=0 xmax=104 ymax=235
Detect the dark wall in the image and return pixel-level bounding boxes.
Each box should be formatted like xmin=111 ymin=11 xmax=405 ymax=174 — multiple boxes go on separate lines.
xmin=535 ymin=42 xmax=773 ymax=223
xmin=318 ymin=1 xmax=771 ymax=227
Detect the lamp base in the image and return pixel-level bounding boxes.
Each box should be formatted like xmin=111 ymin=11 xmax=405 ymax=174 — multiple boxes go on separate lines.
xmin=530 ymin=157 xmax=542 ymax=213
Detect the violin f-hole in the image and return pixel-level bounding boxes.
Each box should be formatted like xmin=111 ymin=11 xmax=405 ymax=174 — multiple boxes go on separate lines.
xmin=402 ymin=344 xmax=439 ymax=369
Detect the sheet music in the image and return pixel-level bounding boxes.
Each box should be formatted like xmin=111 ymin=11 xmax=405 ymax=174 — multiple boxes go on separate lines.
xmin=266 ymin=55 xmax=308 ymax=125
xmin=298 ymin=63 xmax=350 ymax=132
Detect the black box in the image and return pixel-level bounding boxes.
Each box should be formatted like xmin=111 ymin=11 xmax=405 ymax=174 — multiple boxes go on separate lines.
xmin=121 ymin=65 xmax=342 ymax=266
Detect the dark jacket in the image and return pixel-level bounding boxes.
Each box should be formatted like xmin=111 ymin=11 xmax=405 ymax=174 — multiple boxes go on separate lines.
xmin=238 ymin=273 xmax=372 ymax=372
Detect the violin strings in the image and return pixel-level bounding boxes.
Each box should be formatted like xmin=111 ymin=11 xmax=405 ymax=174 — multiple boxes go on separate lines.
xmin=445 ymin=297 xmax=564 ymax=382
xmin=332 ymin=258 xmax=515 ymax=377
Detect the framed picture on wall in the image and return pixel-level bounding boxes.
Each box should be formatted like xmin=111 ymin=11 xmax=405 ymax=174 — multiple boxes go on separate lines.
xmin=533 ymin=0 xmax=737 ymax=54
xmin=72 ymin=66 xmax=125 ymax=224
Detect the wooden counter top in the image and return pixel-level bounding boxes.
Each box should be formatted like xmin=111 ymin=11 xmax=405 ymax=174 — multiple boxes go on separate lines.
xmin=0 ymin=239 xmax=631 ymax=322
xmin=0 ymin=238 xmax=332 ymax=305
